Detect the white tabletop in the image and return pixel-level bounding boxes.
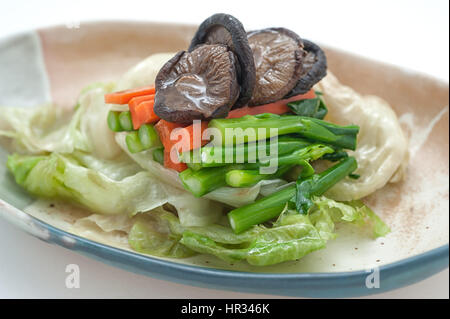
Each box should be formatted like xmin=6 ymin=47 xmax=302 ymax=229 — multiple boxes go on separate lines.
xmin=0 ymin=0 xmax=448 ymax=298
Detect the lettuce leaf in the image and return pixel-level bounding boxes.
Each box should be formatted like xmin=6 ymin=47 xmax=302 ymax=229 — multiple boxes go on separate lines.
xmin=180 ymin=213 xmax=325 ymax=266
xmin=6 ymin=152 xmax=222 ymax=226
xmin=115 ymin=133 xmax=287 ymax=208
xmin=128 ymin=208 xmax=195 ymax=258
xmin=311 ymin=196 xmax=390 ymax=238
xmin=176 ymin=197 xmax=390 ymax=265
xmin=1 ymin=83 xmax=121 ymax=159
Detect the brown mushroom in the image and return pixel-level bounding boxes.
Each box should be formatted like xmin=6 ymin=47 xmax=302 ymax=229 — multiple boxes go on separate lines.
xmin=284 ymin=39 xmax=327 ymax=98
xmin=189 ymin=13 xmax=256 ymax=108
xmin=154 ymin=44 xmax=240 ymax=124
xmin=247 ymin=28 xmax=304 ymax=106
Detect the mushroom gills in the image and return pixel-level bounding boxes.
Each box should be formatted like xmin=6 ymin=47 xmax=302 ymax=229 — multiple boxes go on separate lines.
xmin=247 ymin=28 xmax=304 ymax=106
xmin=189 ymin=13 xmax=256 ymax=108
xmin=154 ymin=44 xmax=240 ymax=124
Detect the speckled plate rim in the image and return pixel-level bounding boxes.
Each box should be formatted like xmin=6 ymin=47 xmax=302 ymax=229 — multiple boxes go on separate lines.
xmin=0 ymin=199 xmax=448 ymax=298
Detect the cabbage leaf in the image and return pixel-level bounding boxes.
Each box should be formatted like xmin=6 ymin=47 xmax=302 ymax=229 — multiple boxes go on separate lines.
xmin=0 ymin=83 xmax=121 ymax=159
xmin=129 ymin=196 xmax=389 ymax=265
xmin=6 ymin=152 xmax=222 ymax=226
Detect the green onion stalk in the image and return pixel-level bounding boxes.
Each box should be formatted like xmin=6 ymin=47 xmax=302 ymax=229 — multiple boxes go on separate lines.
xmin=179 ymin=136 xmax=312 ymax=170
xmin=208 ymin=114 xmax=359 ymax=150
xmin=227 ymin=156 xmax=357 ymax=233
xmin=179 ymin=144 xmax=334 ymax=197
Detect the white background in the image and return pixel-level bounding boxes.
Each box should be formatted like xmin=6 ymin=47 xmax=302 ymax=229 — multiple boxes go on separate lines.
xmin=0 ymin=0 xmax=448 ymax=298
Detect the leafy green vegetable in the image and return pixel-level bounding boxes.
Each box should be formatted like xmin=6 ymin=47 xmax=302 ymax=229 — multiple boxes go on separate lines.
xmin=310 ymin=196 xmax=390 ymax=239
xmin=7 ymin=152 xmax=162 ymax=215
xmin=138 ymin=124 xmax=161 ymax=149
xmin=322 ymin=150 xmax=349 ymax=162
xmin=178 ymin=196 xmax=390 ymax=265
xmin=228 ymin=157 xmax=357 ymax=233
xmin=209 ymin=114 xmax=359 ymax=150
xmin=0 ymin=84 xmax=121 ymax=159
xmin=152 ymin=147 xmax=164 ymax=165
xmin=287 ymin=97 xmax=328 ymax=119
xmin=291 ymin=156 xmax=357 ymax=214
xmin=180 ymin=136 xmax=312 ymax=169
xmin=129 ymin=209 xmax=195 ymax=258
xmin=118 ymin=111 xmax=134 ymax=132
xmin=181 ymin=213 xmax=326 ymax=266
xmin=179 ymin=144 xmax=333 ymax=197
xmin=6 ymin=152 xmax=223 ymax=227
xmin=225 ymin=165 xmax=292 ymax=188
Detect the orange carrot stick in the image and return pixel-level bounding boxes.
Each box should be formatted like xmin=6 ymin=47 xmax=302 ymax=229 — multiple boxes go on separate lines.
xmin=227 ymin=90 xmax=316 ymax=119
xmin=163 ymin=149 xmax=188 ymax=172
xmin=129 ymin=100 xmax=160 ymax=130
xmin=104 ymin=85 xmax=155 ymax=104
xmin=128 ymin=94 xmax=155 ymax=109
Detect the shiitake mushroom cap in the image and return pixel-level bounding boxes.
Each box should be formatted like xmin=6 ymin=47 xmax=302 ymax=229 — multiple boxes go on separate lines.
xmin=247 ymin=27 xmax=304 ymax=106
xmin=154 ymin=44 xmax=240 ymax=124
xmin=284 ymin=39 xmax=327 ymax=98
xmin=189 ymin=13 xmax=256 ymax=108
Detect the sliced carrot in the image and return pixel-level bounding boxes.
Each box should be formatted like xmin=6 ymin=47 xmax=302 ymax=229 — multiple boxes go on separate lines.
xmin=183 ymin=121 xmax=210 ymax=150
xmin=154 ymin=119 xmax=183 ymax=150
xmin=128 ymin=94 xmax=155 ymax=109
xmin=155 ymin=119 xmax=209 ymax=152
xmin=129 ymin=100 xmax=160 ymax=130
xmin=163 ymin=149 xmax=187 ymax=172
xmin=227 ymin=90 xmax=316 ymax=119
xmin=104 ymin=85 xmax=155 ymax=104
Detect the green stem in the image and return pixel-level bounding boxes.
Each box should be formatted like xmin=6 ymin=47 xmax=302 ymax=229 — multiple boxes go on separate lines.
xmin=180 ymin=136 xmax=312 ymax=169
xmin=228 ymin=157 xmax=357 ymax=233
xmin=125 ymin=132 xmax=144 ymax=153
xmin=225 ymin=165 xmax=293 ymax=188
xmin=152 ymin=147 xmax=164 ymax=164
xmin=107 ymin=111 xmax=122 ymax=132
xmin=310 ymin=156 xmax=357 ymax=195
xmin=119 ymin=111 xmax=134 ymax=131
xmin=208 ymin=114 xmax=359 ymax=150
xmin=179 ymin=144 xmax=333 ymax=196
xmin=138 ymin=124 xmax=162 ymax=149
xmin=228 ymin=185 xmax=296 ymax=234
xmin=179 ymin=165 xmax=243 ymax=197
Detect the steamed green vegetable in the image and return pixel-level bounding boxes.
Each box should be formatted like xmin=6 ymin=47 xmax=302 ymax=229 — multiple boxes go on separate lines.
xmin=118 ymin=111 xmax=134 ymax=131
xmin=180 ymin=136 xmax=312 ymax=169
xmin=179 ymin=144 xmax=334 ymax=197
xmin=287 ymin=97 xmax=328 ymax=119
xmin=6 ymin=152 xmax=159 ymax=215
xmin=122 ymin=123 xmax=162 ymax=154
xmin=125 ymin=131 xmax=145 ymax=153
xmin=152 ymin=147 xmax=164 ymax=164
xmin=310 ymin=196 xmax=390 ymax=240
xmin=128 ymin=210 xmax=195 ymax=258
xmin=180 ymin=196 xmax=389 ymax=265
xmin=322 ymin=149 xmax=348 ymax=162
xmin=1 ymin=84 xmax=121 ymax=158
xmin=228 ymin=157 xmax=357 ymax=233
xmin=181 ymin=213 xmax=325 ymax=266
xmin=6 ymin=152 xmax=225 ymax=228
xmin=107 ymin=111 xmax=122 ymax=132
xmin=291 ymin=156 xmax=357 ymax=214
xmin=138 ymin=124 xmax=161 ymax=149
xmin=209 ymin=114 xmax=359 ymax=150
xmin=225 ymin=165 xmax=292 ymax=188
